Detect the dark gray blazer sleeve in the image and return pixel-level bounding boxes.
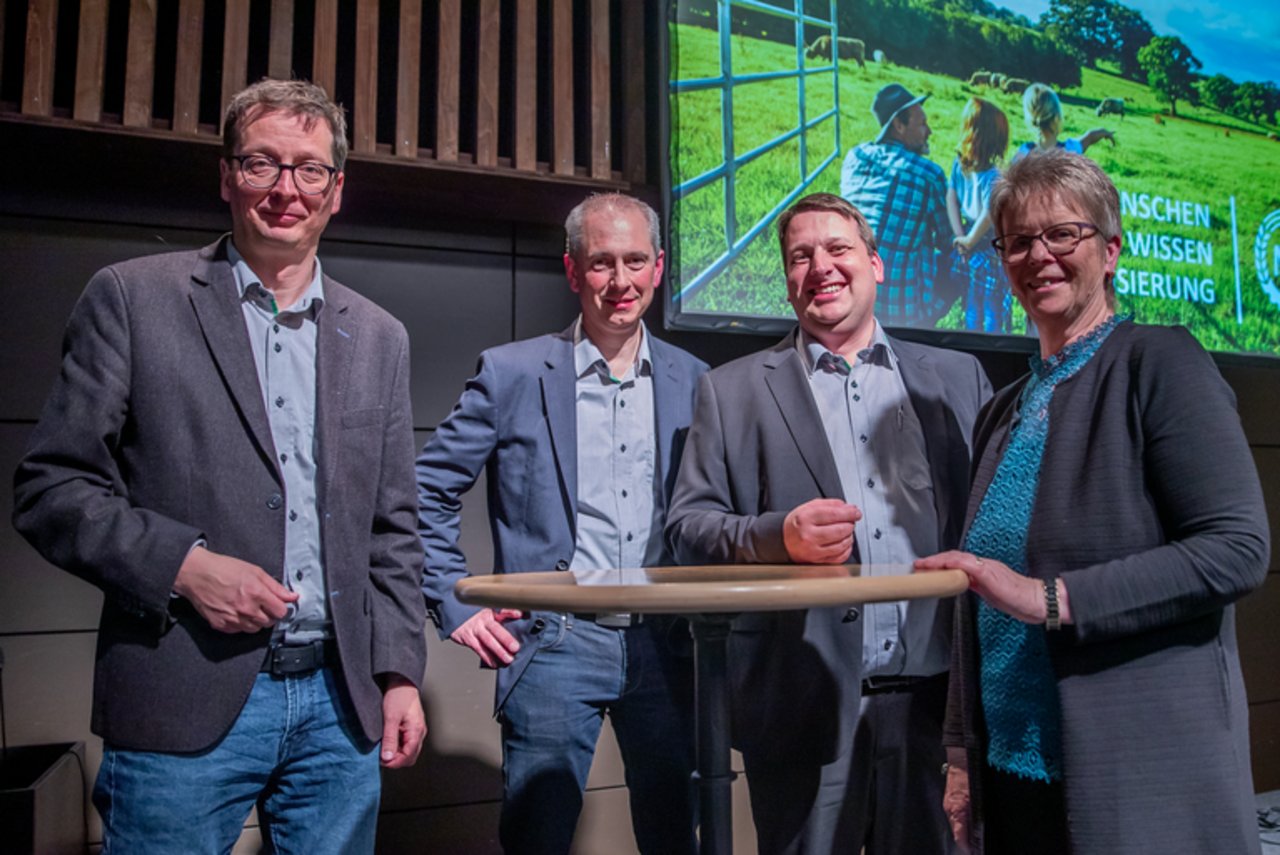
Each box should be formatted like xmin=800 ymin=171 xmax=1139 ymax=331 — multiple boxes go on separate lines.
xmin=12 ymin=265 xmax=200 ymax=630
xmin=1063 ymin=327 xmax=1269 ymax=642
xmin=368 ymin=325 xmax=429 ymax=684
xmin=665 ymin=372 xmax=791 ymax=565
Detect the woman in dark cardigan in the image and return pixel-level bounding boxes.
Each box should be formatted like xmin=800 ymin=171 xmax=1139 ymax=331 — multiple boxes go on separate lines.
xmin=916 ymin=149 xmax=1269 ymax=854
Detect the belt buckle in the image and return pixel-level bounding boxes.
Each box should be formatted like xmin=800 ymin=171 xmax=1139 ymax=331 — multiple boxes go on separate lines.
xmin=592 ymin=613 xmax=639 ymax=629
xmin=266 ymin=640 xmax=325 ymax=675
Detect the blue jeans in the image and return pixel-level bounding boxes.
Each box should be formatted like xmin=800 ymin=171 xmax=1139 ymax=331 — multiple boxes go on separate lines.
xmin=498 ymin=613 xmax=697 ymax=855
xmin=95 ymin=668 xmax=380 ymax=855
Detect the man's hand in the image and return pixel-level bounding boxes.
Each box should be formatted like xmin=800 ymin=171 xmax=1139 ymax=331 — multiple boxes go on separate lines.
xmin=173 ymin=546 xmax=298 ymax=633
xmin=450 ymin=608 xmax=524 ymax=668
xmin=783 ymin=498 xmax=862 ymax=564
xmin=380 ymin=675 xmax=427 ymax=768
xmin=943 ymin=746 xmax=972 ymax=853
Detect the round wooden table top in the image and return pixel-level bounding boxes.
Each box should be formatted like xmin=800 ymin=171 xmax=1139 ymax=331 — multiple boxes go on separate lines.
xmin=455 ymin=564 xmax=969 ymax=614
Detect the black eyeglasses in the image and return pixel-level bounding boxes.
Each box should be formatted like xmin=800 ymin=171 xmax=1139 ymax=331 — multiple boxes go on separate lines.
xmin=992 ymin=222 xmax=1100 ymax=261
xmin=230 ymin=154 xmax=338 ymax=195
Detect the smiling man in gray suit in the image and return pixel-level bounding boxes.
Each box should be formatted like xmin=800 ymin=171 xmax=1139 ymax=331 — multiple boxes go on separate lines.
xmin=12 ymin=80 xmax=426 ymax=854
xmin=418 ymin=193 xmax=705 ymax=855
xmin=666 ymin=193 xmax=990 ymax=855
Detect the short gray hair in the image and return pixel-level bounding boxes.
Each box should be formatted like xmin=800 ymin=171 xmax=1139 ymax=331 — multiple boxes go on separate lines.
xmin=989 ymin=148 xmax=1121 ymax=242
xmin=223 ymin=79 xmax=349 ymax=170
xmin=564 ymin=194 xmax=662 ymax=259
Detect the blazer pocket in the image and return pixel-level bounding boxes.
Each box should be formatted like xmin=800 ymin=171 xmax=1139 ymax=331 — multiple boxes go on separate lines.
xmin=342 ymin=407 xmax=386 ymax=428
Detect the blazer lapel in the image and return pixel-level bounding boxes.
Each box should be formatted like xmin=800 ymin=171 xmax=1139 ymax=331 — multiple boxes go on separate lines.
xmin=894 ymin=341 xmax=954 ymax=541
xmin=315 ymin=277 xmax=358 ymax=492
xmin=188 ymin=238 xmax=279 ymax=479
xmin=649 ymin=337 xmax=680 ymax=492
xmin=541 ymin=328 xmax=579 ymax=531
xmin=762 ymin=333 xmax=845 ymax=500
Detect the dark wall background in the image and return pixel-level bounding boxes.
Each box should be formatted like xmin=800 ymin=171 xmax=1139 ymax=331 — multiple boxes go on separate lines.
xmin=1 ymin=110 xmax=1276 ymax=852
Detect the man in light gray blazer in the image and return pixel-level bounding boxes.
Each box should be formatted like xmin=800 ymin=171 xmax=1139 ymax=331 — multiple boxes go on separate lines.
xmin=418 ymin=193 xmax=706 ymax=855
xmin=12 ymin=80 xmax=426 ymax=854
xmin=666 ymin=193 xmax=990 ymax=855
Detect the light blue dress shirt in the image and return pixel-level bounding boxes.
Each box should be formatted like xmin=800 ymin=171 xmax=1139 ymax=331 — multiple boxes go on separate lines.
xmin=230 ymin=244 xmax=328 ymax=642
xmin=799 ymin=323 xmax=948 ymax=677
xmin=570 ymin=318 xmax=663 ymax=577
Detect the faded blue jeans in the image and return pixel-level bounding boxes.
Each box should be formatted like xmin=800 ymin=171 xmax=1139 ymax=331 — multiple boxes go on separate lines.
xmin=94 ymin=668 xmax=380 ymax=854
xmin=498 ymin=612 xmax=698 ymax=855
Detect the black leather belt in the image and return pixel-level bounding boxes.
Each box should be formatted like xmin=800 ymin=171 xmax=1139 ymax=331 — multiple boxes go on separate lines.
xmin=261 ymin=639 xmax=335 ymax=676
xmin=861 ymin=673 xmax=944 ymax=695
xmin=572 ymin=613 xmax=644 ymax=628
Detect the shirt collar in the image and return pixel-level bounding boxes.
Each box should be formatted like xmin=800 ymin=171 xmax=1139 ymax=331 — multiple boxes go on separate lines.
xmin=572 ymin=315 xmax=652 ymax=382
xmin=797 ymin=320 xmax=896 ymax=376
xmin=228 ymin=241 xmax=325 ymax=323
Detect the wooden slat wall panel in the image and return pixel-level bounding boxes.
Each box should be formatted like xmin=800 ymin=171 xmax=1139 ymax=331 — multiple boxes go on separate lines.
xmin=313 ymin=0 xmax=338 ymax=97
xmin=475 ymin=0 xmax=500 ymax=167
xmin=3 ymin=0 xmax=643 ymax=188
xmin=173 ymin=0 xmax=204 ymax=133
xmin=220 ymin=0 xmax=251 ymax=126
xmin=353 ymin=0 xmax=378 ymax=154
xmin=620 ymin=0 xmax=646 ymax=183
xmin=436 ymin=0 xmax=460 ymax=162
xmin=123 ymin=0 xmax=158 ymax=128
xmin=513 ymin=0 xmax=536 ymax=171
xmin=269 ymin=0 xmax=295 ymax=80
xmin=74 ymin=0 xmax=109 ymax=122
xmin=394 ymin=0 xmax=422 ymax=158
xmin=551 ymin=0 xmax=573 ymax=175
xmin=21 ymin=0 xmax=57 ymax=116
xmin=588 ymin=0 xmax=610 ymax=179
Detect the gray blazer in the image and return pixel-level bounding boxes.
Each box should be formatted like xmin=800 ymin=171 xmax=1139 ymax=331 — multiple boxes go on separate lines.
xmin=665 ymin=329 xmax=990 ymax=765
xmin=12 ymin=237 xmax=427 ymax=752
xmin=417 ymin=324 xmax=708 ymax=712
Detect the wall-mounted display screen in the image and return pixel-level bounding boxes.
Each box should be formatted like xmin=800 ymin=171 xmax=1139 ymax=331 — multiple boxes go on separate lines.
xmin=666 ymin=0 xmax=1280 ymax=358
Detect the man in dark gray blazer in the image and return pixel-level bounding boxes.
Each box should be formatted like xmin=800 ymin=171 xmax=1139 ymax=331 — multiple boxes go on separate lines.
xmin=12 ymin=80 xmax=426 ymax=854
xmin=418 ymin=193 xmax=706 ymax=855
xmin=666 ymin=193 xmax=990 ymax=855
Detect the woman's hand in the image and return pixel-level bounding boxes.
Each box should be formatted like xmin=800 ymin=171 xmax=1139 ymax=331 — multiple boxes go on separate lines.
xmin=943 ymin=746 xmax=973 ymax=853
xmin=915 ymin=550 xmax=1070 ymax=625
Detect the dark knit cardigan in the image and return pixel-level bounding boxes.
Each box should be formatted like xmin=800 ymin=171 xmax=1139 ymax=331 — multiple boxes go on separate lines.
xmin=945 ymin=321 xmax=1269 ymax=854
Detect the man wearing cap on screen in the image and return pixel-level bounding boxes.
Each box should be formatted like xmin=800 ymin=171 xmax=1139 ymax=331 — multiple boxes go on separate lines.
xmin=840 ymin=83 xmax=957 ymax=327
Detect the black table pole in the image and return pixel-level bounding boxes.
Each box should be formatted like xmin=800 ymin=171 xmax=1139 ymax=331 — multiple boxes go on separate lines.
xmin=690 ymin=615 xmax=736 ymax=855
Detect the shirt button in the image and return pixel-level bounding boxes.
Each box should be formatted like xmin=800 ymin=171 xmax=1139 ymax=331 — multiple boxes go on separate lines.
xmin=274 ymin=342 xmax=282 ymax=353
xmin=289 ymin=510 xmax=298 ymax=521
xmin=851 ymin=380 xmax=858 ymax=388
xmin=866 ymin=478 xmax=875 ymax=488
xmin=852 ymin=394 xmax=861 ymax=401
xmin=280 ymin=453 xmax=288 ymax=463
xmin=859 ymin=434 xmax=868 ymax=443
xmin=275 ymin=396 xmax=285 ymax=408
xmin=273 ymin=324 xmax=280 ymax=333
xmin=626 ymin=533 xmax=634 ymax=542
xmin=874 ymin=528 xmax=883 ymax=539
xmin=295 ymin=570 xmax=304 ymax=581
xmin=267 ymin=494 xmax=283 ymax=510
xmin=620 ymin=400 xmax=626 ymax=408
xmin=620 ymin=444 xmax=627 ymax=453
xmin=883 ymin=639 xmax=893 ymax=651
xmin=621 ymin=489 xmax=628 ymax=498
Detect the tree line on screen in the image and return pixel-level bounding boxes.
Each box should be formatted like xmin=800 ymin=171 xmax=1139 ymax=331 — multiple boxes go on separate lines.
xmin=675 ymin=0 xmax=1279 ymax=126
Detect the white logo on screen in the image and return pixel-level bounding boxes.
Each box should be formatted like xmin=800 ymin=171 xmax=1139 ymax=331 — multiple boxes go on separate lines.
xmin=1256 ymin=210 xmax=1280 ymax=311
